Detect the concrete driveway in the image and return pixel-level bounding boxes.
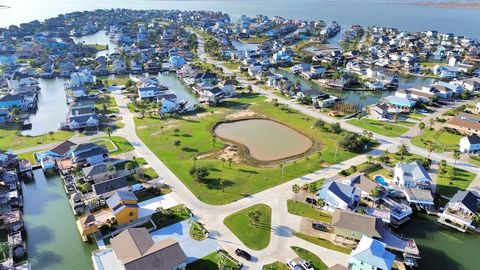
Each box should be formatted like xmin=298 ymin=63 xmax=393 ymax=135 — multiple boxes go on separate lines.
xmin=151 ymin=220 xmax=219 ymax=263
xmin=138 ymin=194 xmax=180 ymax=218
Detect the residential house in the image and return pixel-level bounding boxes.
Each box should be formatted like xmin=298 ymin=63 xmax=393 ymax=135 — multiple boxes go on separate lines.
xmin=71 ymin=143 xmax=109 ymax=166
xmin=0 ymin=109 xmax=11 ymax=126
xmin=82 ymin=163 xmax=117 ymax=183
xmin=218 ymin=80 xmax=234 ymax=96
xmin=447 ymin=113 xmax=480 ymax=136
xmin=70 ymin=68 xmax=94 ymax=87
xmin=368 ymin=103 xmax=389 ymax=120
xmin=92 ymin=176 xmax=130 ymax=198
xmin=459 ymin=135 xmax=480 ymax=153
xmin=348 ymin=236 xmax=395 ymax=270
xmin=331 ymin=210 xmax=382 ymax=241
xmin=394 ymin=162 xmax=434 ymax=205
xmin=384 ymin=89 xmax=416 ymax=113
xmin=137 ymin=85 xmax=169 ymax=100
xmin=106 ymin=191 xmax=139 ymax=225
xmin=0 ymin=94 xmax=25 ymax=110
xmin=316 ymin=181 xmax=361 ymax=212
xmin=109 ymin=228 xmax=187 ymax=270
xmin=433 ymin=65 xmax=460 ymax=79
xmin=438 ymin=190 xmax=480 ymax=232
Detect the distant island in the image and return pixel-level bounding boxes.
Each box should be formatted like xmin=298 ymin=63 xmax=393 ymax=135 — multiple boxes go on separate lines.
xmin=0 ymin=5 xmax=11 ymax=9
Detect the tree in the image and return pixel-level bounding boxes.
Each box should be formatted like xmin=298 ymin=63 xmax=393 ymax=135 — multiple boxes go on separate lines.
xmin=426 ymin=141 xmax=435 ymax=160
xmin=418 ymin=122 xmax=425 ymax=132
xmin=247 ymin=210 xmax=261 ymax=227
xmin=48 ymin=131 xmax=54 ymax=140
xmin=125 ymin=161 xmax=136 ymax=178
xmin=160 ymin=126 xmax=164 ymax=134
xmin=453 ymin=150 xmax=461 ymax=169
xmin=102 ymin=103 xmax=108 ymax=113
xmin=314 ymin=119 xmax=325 ymax=128
xmin=472 ymin=213 xmax=480 ymax=227
xmin=308 ymin=183 xmax=318 ymax=194
xmin=398 ymin=144 xmax=410 ymax=160
xmin=10 ymin=107 xmax=20 ymax=118
xmin=429 ymin=118 xmax=435 ymax=130
xmin=227 ymin=158 xmax=233 ymax=170
xmin=279 ymin=163 xmax=285 ymax=178
xmin=219 ymin=179 xmax=226 ymax=192
xmin=292 ymin=184 xmax=300 ymax=202
xmin=330 ymin=122 xmax=341 ymax=134
xmin=446 ymin=166 xmax=455 ymax=184
xmin=393 ymin=113 xmax=399 ymax=123
xmin=339 ymin=133 xmax=369 ymax=152
xmin=174 ymin=140 xmax=181 ymax=147
xmin=370 ymin=186 xmax=381 ymax=198
xmin=366 ymin=155 xmax=373 ymax=164
xmin=189 ymin=167 xmax=210 ymax=182
xmin=104 ymin=127 xmax=113 ymax=141
xmin=106 ymin=163 xmax=116 ymax=176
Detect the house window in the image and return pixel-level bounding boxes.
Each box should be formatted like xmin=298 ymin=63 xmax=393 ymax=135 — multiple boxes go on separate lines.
xmin=129 ymin=212 xmax=134 ymax=217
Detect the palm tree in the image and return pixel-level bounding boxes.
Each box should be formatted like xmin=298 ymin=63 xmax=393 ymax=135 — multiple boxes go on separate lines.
xmin=426 ymin=141 xmax=435 ymax=160
xmin=219 ymin=179 xmax=225 ymax=192
xmin=292 ymin=184 xmax=300 ymax=202
xmin=247 ymin=211 xmax=260 ymax=227
xmin=429 ymin=118 xmax=435 ymax=130
xmin=279 ymin=163 xmax=285 ymax=178
xmin=125 ymin=161 xmax=136 ymax=179
xmin=160 ymin=126 xmax=164 ymax=134
xmin=366 ymin=155 xmax=373 ymax=164
xmin=418 ymin=122 xmax=425 ymax=132
xmin=398 ymin=144 xmax=410 ymax=160
xmin=227 ymin=158 xmax=233 ymax=170
xmin=192 ymin=156 xmax=198 ymax=167
xmin=104 ymin=127 xmax=113 ymax=141
xmin=453 ymin=150 xmax=461 ymax=169
xmin=472 ymin=213 xmax=480 ymax=227
xmin=106 ymin=163 xmax=116 ymax=177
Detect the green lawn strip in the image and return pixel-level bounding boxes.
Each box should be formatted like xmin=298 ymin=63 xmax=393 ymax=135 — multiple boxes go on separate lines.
xmin=151 ymin=204 xmax=190 ymax=230
xmin=95 ymin=95 xmax=119 ymax=114
xmin=263 ymin=261 xmax=289 ymax=270
xmin=90 ymin=136 xmax=134 ymax=155
xmin=436 ymin=166 xmax=476 ymax=198
xmin=134 ymin=187 xmax=171 ymax=202
xmin=135 ymin=96 xmax=361 ymax=205
xmin=347 ymin=118 xmax=409 ymax=137
xmin=396 ymin=120 xmax=416 ymax=127
xmin=291 ymin=246 xmax=328 ymax=270
xmin=410 ymin=129 xmax=461 ymax=153
xmin=469 ymin=156 xmax=480 ymax=167
xmin=103 ymin=76 xmax=131 ymax=86
xmin=186 ymin=250 xmax=241 ymax=270
xmin=16 ymin=150 xmax=41 ymax=164
xmin=239 ymin=36 xmax=269 ymax=43
xmin=293 ymin=232 xmax=352 ymax=254
xmin=287 ymin=200 xmax=332 ymax=223
xmin=84 ymin=43 xmax=108 ymax=51
xmin=0 ymin=124 xmax=74 ymax=150
xmin=135 ymin=157 xmax=148 ymax=166
xmin=224 ymin=204 xmax=272 ymax=250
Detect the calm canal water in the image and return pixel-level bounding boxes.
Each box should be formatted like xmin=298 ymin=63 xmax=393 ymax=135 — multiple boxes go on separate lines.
xmin=397 ymin=214 xmax=480 ymax=270
xmin=1 ymin=0 xmax=480 ymax=38
xmin=73 ymin=30 xmax=117 ymax=57
xmin=22 ymin=78 xmax=68 ymax=136
xmin=23 ymin=169 xmax=95 ymax=270
xmin=214 ymin=119 xmax=312 ymax=161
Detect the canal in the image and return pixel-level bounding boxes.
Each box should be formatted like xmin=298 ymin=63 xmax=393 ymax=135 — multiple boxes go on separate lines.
xmin=397 ymin=214 xmax=480 ymax=270
xmin=22 ymin=170 xmax=96 ymax=270
xmin=21 ymin=78 xmax=68 ymax=136
xmin=73 ymin=30 xmax=117 ymax=57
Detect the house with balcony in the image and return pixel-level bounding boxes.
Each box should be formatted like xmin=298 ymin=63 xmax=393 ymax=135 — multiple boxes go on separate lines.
xmin=348 ymin=236 xmax=395 ymax=270
xmin=394 ymin=162 xmax=434 ymax=206
xmin=438 ymin=190 xmax=480 ymax=232
xmin=316 ymin=180 xmax=361 ymax=212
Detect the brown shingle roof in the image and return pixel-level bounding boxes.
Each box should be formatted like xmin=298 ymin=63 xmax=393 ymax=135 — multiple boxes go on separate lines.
xmin=447 ymin=118 xmax=480 ymax=131
xmin=111 ymin=228 xmax=187 ymax=270
xmin=332 ymin=210 xmax=382 ymax=238
xmin=50 ymin=140 xmax=77 ymax=155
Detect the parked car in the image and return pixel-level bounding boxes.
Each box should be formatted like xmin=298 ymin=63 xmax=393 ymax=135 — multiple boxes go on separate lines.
xmin=312 ymin=221 xmax=329 ymax=232
xmin=299 ymin=259 xmax=314 ymax=270
xmin=287 ymin=260 xmax=303 ymax=270
xmin=305 ymin=197 xmax=317 ymax=205
xmin=235 ymin=248 xmax=251 ymax=261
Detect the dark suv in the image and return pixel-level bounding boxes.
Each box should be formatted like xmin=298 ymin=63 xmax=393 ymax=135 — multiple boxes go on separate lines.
xmin=235 ymin=248 xmax=252 ymax=260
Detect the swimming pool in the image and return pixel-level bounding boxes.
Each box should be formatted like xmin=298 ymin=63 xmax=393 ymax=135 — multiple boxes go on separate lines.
xmin=375 ymin=175 xmax=389 ymax=187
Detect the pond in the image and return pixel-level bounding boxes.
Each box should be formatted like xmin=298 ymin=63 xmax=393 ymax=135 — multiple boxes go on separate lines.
xmin=214 ymin=119 xmax=312 ymax=161
xmin=21 ymin=78 xmax=68 ymax=136
xmin=23 ymin=169 xmax=96 ymax=270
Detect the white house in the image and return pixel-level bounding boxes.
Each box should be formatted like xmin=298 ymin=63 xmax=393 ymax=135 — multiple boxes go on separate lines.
xmin=70 ymin=68 xmax=94 ymax=87
xmin=459 ymin=135 xmax=480 ymax=153
xmin=394 ymin=162 xmax=432 ymax=190
xmin=348 ymin=236 xmax=395 ymax=270
xmin=316 ymin=181 xmax=361 ymax=212
xmin=438 ymin=190 xmax=480 ymax=232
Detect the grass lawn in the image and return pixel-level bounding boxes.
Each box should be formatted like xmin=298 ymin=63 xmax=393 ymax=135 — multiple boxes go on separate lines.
xmin=135 ymin=94 xmax=363 ymax=204
xmin=223 ymin=61 xmax=240 ymax=71
xmin=287 ymin=200 xmax=332 ymax=223
xmin=151 ymin=204 xmax=190 ymax=230
xmin=436 ymin=166 xmax=476 ymax=197
xmin=291 ymin=246 xmax=328 ymax=270
xmin=469 ymin=156 xmax=480 ymax=167
xmin=90 ymin=136 xmax=134 ymax=154
xmin=410 ymin=129 xmax=462 ymax=153
xmin=101 ymin=75 xmax=131 ymax=86
xmin=0 ymin=123 xmax=74 ymax=150
xmin=293 ymin=232 xmax=352 ymax=254
xmin=84 ymin=43 xmax=108 ymax=51
xmin=95 ymin=94 xmax=119 ymax=114
xmin=224 ymin=204 xmax=272 ymax=250
xmin=347 ymin=118 xmax=409 ymax=137
xmin=239 ymin=36 xmax=269 ymax=44
xmin=263 ymin=261 xmax=289 ymax=270
xmin=186 ymin=250 xmax=241 ymax=270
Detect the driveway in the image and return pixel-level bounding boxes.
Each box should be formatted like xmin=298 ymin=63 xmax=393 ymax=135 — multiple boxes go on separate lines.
xmin=138 ymin=194 xmax=179 ymax=218
xmin=151 ymin=220 xmax=219 ymax=263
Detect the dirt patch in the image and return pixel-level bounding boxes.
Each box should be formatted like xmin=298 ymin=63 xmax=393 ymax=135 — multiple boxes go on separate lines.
xmin=225 ymin=110 xmax=258 ymax=120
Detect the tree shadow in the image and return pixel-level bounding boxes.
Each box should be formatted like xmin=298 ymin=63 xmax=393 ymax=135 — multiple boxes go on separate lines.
xmin=181 ymin=147 xmax=198 ymax=153
xmin=238 ymin=168 xmax=259 ymax=174
xmin=202 ymin=178 xmax=235 ymax=190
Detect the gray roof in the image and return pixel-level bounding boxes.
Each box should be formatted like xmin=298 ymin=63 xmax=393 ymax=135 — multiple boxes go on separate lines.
xmin=82 ymin=163 xmax=108 ymax=178
xmin=111 ymin=228 xmax=187 ymax=270
xmin=396 ymin=162 xmax=431 ymax=183
xmin=449 ymin=190 xmax=480 ymax=214
xmin=106 ymin=190 xmax=137 ymax=209
xmin=332 ymin=210 xmax=382 ymax=238
xmin=320 ymin=181 xmax=361 ymax=204
xmin=93 ymin=176 xmax=129 ymax=197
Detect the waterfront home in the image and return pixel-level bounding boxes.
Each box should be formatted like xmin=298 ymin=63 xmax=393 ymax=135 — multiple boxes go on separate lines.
xmin=433 ymin=65 xmax=460 ymax=79
xmin=168 ymin=55 xmax=186 ymax=68
xmin=459 ymin=135 xmax=480 ymax=153
xmin=368 ymin=103 xmax=389 ymax=120
xmin=70 ymin=68 xmax=94 ymax=87
xmin=92 ymin=175 xmax=130 ymax=198
xmin=346 ymin=173 xmax=381 ymax=199
xmin=455 ymin=77 xmax=480 ymax=92
xmin=383 ymin=90 xmax=416 ymax=113
xmin=301 ymin=66 xmax=326 ymax=80
xmin=348 ymin=236 xmax=395 ymax=270
xmin=394 ymin=162 xmax=432 ymax=190
xmin=71 ymin=143 xmax=109 ymax=166
xmin=0 ymin=94 xmax=25 ymax=110
xmin=138 ymin=85 xmax=169 ymax=100
xmin=62 ymin=114 xmax=99 ymax=130
xmin=365 ymin=80 xmax=385 ymax=91
xmin=36 ymin=140 xmax=77 ymax=170
xmin=106 ymin=228 xmax=187 ymax=270
xmin=112 ymin=59 xmax=127 ymax=74
xmin=0 ymin=109 xmax=11 ymax=126
xmin=316 ymin=181 xmax=361 ymax=212
xmin=106 ymin=191 xmax=139 ymax=225
xmin=218 ymin=80 xmax=234 ymax=96
xmin=202 ymin=87 xmax=225 ymax=103
xmin=435 ymin=81 xmax=464 ymax=96
xmin=82 ymin=163 xmax=117 ymax=183
xmin=438 ymin=190 xmax=480 ymax=232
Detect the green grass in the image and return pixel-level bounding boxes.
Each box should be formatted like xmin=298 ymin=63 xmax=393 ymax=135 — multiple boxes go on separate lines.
xmin=135 ymin=95 xmax=362 ymax=204
xmin=287 ymin=200 xmax=332 ymax=223
xmin=410 ymin=129 xmax=462 ymax=153
xmin=224 ymin=204 xmax=272 ymax=250
xmin=291 ymin=246 xmax=328 ymax=270
xmin=347 ymin=118 xmax=409 ymax=137
xmin=436 ymin=166 xmax=476 ymax=197
xmin=186 ymin=250 xmax=241 ymax=270
xmin=90 ymin=136 xmax=134 ymax=154
xmin=0 ymin=123 xmax=74 ymax=150
xmin=151 ymin=204 xmax=190 ymax=230
xmin=293 ymin=232 xmax=352 ymax=254
xmin=239 ymin=36 xmax=269 ymax=44
xmin=263 ymin=261 xmax=289 ymax=270
xmin=469 ymin=156 xmax=480 ymax=166
xmin=16 ymin=150 xmax=41 ymax=164
xmin=85 ymin=43 xmax=108 ymax=51
xmin=95 ymin=95 xmax=119 ymax=114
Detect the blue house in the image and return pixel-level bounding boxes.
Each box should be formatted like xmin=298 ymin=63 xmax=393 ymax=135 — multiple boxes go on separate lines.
xmin=0 ymin=94 xmax=24 ymax=109
xmin=168 ymin=55 xmax=186 ymax=68
xmin=434 ymin=65 xmax=460 ymax=79
xmin=348 ymin=236 xmax=395 ymax=270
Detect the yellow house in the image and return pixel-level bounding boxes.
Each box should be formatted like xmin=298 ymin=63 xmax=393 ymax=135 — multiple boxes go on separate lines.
xmin=76 ymin=191 xmax=139 ymax=238
xmin=106 ymin=191 xmax=139 ymax=225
